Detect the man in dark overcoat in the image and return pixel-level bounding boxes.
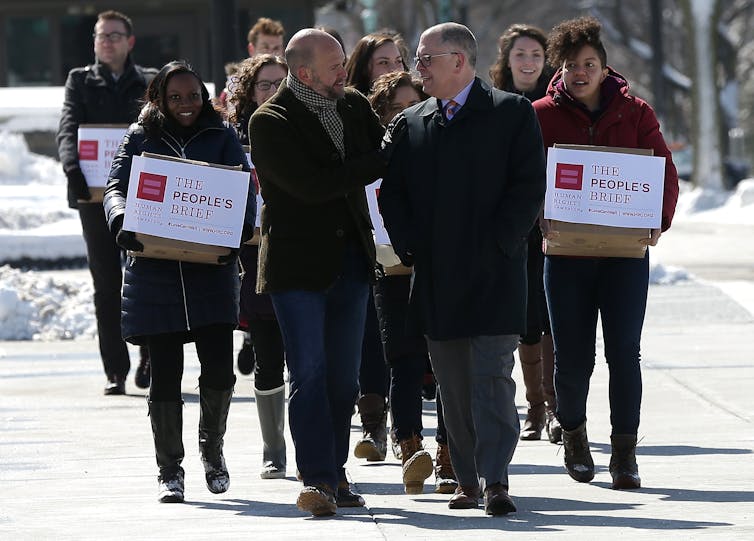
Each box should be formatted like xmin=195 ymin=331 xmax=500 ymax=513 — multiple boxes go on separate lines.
xmin=379 ymin=22 xmax=546 ymax=515
xmin=56 ymin=10 xmax=156 ymax=395
xmin=248 ymin=29 xmax=385 ymax=517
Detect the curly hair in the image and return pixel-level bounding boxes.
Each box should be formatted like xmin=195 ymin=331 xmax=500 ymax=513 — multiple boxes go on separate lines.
xmin=546 ymin=16 xmax=607 ymax=69
xmin=247 ymin=17 xmax=285 ymax=46
xmin=368 ymin=71 xmax=427 ymax=125
xmin=489 ymin=24 xmax=548 ymax=90
xmin=228 ymin=54 xmax=288 ymax=124
xmin=345 ymin=32 xmax=408 ymax=95
xmin=139 ymin=60 xmax=220 ymax=136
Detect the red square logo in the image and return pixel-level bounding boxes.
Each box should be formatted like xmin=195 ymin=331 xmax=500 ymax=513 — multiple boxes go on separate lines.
xmin=555 ymin=163 xmax=583 ymax=190
xmin=78 ymin=140 xmax=98 ymax=161
xmin=136 ymin=172 xmax=168 ymax=202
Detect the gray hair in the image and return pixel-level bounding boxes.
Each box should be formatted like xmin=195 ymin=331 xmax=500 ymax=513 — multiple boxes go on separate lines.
xmin=432 ymin=22 xmax=477 ymax=68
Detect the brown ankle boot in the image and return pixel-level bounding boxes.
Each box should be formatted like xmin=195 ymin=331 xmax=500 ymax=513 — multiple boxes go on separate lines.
xmin=610 ymin=434 xmax=641 ymax=489
xmin=434 ymin=442 xmax=458 ymax=494
xmin=518 ymin=343 xmax=546 ymax=440
xmin=398 ymin=434 xmax=433 ymax=494
xmin=353 ymin=394 xmax=388 ymax=461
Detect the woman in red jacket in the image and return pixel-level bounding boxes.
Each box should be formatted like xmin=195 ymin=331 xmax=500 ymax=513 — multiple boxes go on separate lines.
xmin=532 ymin=16 xmax=679 ymax=490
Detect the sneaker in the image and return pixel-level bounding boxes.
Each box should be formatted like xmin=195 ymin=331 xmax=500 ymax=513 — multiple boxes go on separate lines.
xmin=134 ymin=347 xmax=150 ymax=389
xmin=158 ymin=469 xmax=185 ymax=503
xmin=296 ymin=485 xmax=337 ymax=517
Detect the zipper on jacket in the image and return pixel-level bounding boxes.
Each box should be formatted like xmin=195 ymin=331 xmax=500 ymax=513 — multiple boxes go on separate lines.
xmin=178 ymin=261 xmax=191 ymax=331
xmin=161 ymin=127 xmax=222 ymax=159
xmin=588 ymin=126 xmax=594 ymax=144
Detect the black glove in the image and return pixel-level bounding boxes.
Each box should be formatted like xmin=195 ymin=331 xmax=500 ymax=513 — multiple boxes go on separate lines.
xmin=379 ymin=114 xmax=407 ymax=164
xmin=241 ymin=223 xmax=255 ymax=243
xmin=66 ymin=168 xmax=91 ymax=201
xmin=398 ymin=249 xmax=414 ymax=268
xmin=116 ymin=229 xmax=144 ymax=252
xmin=217 ymin=248 xmax=239 ymax=265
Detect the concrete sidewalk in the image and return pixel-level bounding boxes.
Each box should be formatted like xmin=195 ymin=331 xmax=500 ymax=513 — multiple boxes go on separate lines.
xmin=2 ymin=224 xmax=754 ymax=539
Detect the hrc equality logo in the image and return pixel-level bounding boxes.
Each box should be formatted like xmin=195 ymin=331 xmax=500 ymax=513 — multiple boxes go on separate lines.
xmin=136 ymin=172 xmax=168 ymax=202
xmin=554 ymin=163 xmax=583 ymax=190
xmin=78 ymin=140 xmax=98 ymax=161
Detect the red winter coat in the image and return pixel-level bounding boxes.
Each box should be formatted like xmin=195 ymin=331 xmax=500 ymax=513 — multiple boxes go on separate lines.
xmin=533 ymin=68 xmax=679 ymax=231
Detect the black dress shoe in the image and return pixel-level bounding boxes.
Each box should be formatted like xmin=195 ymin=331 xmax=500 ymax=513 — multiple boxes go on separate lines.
xmin=104 ymin=375 xmax=126 ymax=395
xmin=484 ymin=483 xmax=516 ymax=515
xmin=134 ymin=346 xmax=150 ymax=389
xmin=448 ymin=485 xmax=479 ymax=509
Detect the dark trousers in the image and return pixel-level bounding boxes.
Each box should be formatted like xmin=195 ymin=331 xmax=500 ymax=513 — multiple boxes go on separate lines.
xmin=544 ymin=254 xmax=649 ymax=435
xmin=389 ymin=355 xmax=424 ymax=441
xmin=427 ymin=334 xmax=520 ymax=491
xmin=249 ymin=317 xmax=285 ymax=391
xmin=78 ymin=203 xmax=129 ymax=378
xmin=359 ymin=291 xmax=389 ymax=396
xmin=147 ymin=323 xmax=236 ymax=401
xmin=270 ymin=244 xmax=369 ymax=490
xmin=521 ymin=227 xmax=551 ymax=345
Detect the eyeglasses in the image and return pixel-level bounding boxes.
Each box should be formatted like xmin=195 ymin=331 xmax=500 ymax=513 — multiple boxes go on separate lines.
xmin=93 ymin=31 xmax=128 ymax=43
xmin=413 ymin=52 xmax=459 ymax=68
xmin=254 ymin=78 xmax=284 ymax=91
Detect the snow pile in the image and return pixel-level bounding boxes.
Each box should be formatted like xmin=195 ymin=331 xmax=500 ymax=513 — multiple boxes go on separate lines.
xmin=0 ymin=131 xmax=85 ymax=261
xmin=0 ymin=265 xmax=96 ymax=340
xmin=675 ymin=179 xmax=754 ymax=224
xmin=649 ymin=260 xmax=689 ymax=284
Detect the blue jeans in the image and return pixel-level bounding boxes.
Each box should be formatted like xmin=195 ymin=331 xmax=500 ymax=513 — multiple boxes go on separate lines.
xmin=270 ymin=244 xmax=369 ymax=490
xmin=544 ymin=253 xmax=649 ymax=435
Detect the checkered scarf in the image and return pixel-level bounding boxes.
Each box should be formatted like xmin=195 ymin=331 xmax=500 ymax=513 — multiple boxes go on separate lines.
xmin=287 ymin=73 xmax=345 ymax=159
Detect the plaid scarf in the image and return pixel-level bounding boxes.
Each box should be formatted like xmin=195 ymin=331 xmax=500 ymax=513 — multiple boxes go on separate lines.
xmin=287 ymin=73 xmax=345 ymax=159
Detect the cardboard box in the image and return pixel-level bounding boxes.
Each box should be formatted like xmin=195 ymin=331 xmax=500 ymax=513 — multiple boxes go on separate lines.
xmin=77 ymin=124 xmax=129 ymax=204
xmin=130 ymin=233 xmax=231 ymax=264
xmin=124 ymin=152 xmax=248 ymax=264
xmin=544 ymin=145 xmax=656 ymax=258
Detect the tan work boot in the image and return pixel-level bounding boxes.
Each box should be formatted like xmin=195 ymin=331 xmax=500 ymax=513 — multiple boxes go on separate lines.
xmin=434 ymin=442 xmax=458 ymax=494
xmin=398 ymin=434 xmax=433 ymax=494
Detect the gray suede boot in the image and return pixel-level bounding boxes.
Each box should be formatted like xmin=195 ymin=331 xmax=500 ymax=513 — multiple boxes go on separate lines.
xmin=255 ymin=384 xmax=287 ymax=479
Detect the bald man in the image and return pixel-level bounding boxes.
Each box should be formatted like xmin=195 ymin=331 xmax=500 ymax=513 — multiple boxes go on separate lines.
xmin=249 ymin=29 xmax=385 ymax=517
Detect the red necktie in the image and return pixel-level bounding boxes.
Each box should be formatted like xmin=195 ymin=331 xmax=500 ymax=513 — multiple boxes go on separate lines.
xmin=444 ymin=99 xmax=460 ymax=121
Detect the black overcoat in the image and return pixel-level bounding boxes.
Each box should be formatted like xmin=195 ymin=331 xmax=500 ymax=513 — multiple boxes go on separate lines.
xmin=249 ymin=82 xmax=385 ymax=293
xmin=104 ymin=118 xmax=253 ymax=345
xmin=379 ymin=78 xmax=546 ymax=340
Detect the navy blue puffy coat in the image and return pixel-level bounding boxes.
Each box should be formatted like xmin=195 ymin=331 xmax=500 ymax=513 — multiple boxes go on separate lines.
xmin=104 ymin=117 xmax=253 ymax=345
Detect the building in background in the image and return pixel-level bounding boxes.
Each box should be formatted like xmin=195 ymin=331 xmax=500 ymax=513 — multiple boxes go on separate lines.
xmin=0 ymin=0 xmax=315 ymax=89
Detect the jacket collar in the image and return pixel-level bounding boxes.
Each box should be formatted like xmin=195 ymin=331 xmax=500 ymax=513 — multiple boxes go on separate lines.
xmin=86 ymin=55 xmax=141 ymax=87
xmin=415 ymin=77 xmax=493 ymax=124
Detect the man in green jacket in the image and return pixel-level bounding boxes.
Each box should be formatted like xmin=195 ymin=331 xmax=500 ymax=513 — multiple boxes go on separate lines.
xmin=249 ymin=28 xmax=385 ymax=517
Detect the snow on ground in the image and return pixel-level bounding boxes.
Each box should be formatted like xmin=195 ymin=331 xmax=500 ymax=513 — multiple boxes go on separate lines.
xmin=1 ymin=126 xmax=753 ymax=341
xmin=0 ymin=265 xmax=96 ymax=341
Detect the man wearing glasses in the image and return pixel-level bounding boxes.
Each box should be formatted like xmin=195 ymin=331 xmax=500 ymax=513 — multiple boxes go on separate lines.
xmin=57 ymin=10 xmax=157 ymax=396
xmin=379 ymin=22 xmax=546 ymax=515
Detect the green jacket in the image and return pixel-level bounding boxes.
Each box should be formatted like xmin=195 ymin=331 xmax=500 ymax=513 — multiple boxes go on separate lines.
xmin=249 ymin=82 xmax=385 ymax=292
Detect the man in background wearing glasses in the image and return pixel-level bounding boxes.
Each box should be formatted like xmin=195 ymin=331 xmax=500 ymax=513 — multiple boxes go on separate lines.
xmin=379 ymin=22 xmax=546 ymax=515
xmin=57 ymin=10 xmax=157 ymax=396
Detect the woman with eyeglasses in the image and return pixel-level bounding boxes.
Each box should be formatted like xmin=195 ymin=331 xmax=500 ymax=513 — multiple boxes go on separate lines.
xmin=104 ymin=60 xmax=255 ymax=503
xmin=227 ymin=54 xmax=290 ymax=481
xmin=490 ymin=24 xmax=560 ymax=445
xmin=532 ymin=17 xmax=679 ymax=489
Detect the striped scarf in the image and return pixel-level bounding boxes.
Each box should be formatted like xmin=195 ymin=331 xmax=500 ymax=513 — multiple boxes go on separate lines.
xmin=287 ymin=73 xmax=345 ymax=159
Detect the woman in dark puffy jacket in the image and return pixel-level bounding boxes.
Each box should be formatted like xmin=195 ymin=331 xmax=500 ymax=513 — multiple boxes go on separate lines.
xmin=104 ymin=60 xmax=254 ymax=504
xmin=532 ymin=17 xmax=678 ymax=490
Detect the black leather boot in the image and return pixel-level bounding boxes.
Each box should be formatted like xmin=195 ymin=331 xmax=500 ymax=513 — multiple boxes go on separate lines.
xmin=610 ymin=434 xmax=641 ymax=489
xmin=199 ymin=387 xmax=233 ymax=494
xmin=149 ymin=400 xmax=185 ymax=503
xmin=562 ymin=422 xmax=594 ymax=482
